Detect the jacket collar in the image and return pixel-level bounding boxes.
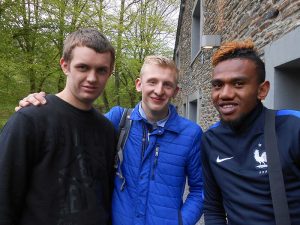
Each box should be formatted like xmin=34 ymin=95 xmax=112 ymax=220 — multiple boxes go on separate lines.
xmin=130 ymin=102 xmax=181 ymax=134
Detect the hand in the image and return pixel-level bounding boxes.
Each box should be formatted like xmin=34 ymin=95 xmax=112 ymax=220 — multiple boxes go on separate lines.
xmin=15 ymin=91 xmax=47 ymax=111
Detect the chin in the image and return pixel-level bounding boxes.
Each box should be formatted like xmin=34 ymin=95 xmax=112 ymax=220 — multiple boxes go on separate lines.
xmin=150 ymin=108 xmax=164 ymax=113
xmin=221 ymin=114 xmax=245 ymax=127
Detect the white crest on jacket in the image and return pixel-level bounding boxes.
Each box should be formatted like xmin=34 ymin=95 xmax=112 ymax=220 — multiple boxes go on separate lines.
xmin=254 ymin=149 xmax=267 ymax=168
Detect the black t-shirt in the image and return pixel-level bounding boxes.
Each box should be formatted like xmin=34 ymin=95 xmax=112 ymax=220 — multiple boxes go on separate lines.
xmin=0 ymin=95 xmax=117 ymax=225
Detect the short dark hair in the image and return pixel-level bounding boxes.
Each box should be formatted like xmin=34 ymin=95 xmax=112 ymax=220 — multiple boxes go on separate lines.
xmin=212 ymin=39 xmax=265 ymax=83
xmin=63 ymin=28 xmax=115 ymax=71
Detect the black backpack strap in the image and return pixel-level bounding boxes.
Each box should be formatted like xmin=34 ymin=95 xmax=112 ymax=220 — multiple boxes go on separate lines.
xmin=115 ymin=108 xmax=133 ymax=191
xmin=264 ymin=109 xmax=291 ymax=225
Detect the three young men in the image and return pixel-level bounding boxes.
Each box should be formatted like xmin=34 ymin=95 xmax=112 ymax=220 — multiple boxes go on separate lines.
xmin=0 ymin=28 xmax=117 ymax=224
xmin=202 ymin=40 xmax=300 ymax=224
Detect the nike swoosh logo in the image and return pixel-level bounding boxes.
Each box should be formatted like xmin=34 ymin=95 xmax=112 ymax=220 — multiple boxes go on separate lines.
xmin=216 ymin=156 xmax=234 ymax=163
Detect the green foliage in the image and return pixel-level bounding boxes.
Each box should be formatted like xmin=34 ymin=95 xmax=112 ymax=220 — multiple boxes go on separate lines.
xmin=0 ymin=0 xmax=179 ymax=125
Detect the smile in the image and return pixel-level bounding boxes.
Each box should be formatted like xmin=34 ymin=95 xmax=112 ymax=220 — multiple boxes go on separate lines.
xmin=219 ymin=103 xmax=238 ymax=115
xmin=151 ymin=97 xmax=164 ymax=102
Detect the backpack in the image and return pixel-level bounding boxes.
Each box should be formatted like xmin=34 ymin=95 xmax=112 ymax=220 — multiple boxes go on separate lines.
xmin=115 ymin=108 xmax=133 ymax=191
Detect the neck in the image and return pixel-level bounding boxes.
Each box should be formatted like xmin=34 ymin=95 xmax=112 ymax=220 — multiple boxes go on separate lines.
xmin=56 ymin=90 xmax=92 ymax=111
xmin=146 ymin=110 xmax=169 ymax=123
xmin=141 ymin=103 xmax=169 ymax=123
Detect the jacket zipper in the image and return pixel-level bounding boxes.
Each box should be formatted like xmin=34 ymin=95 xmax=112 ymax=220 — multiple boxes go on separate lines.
xmin=152 ymin=145 xmax=160 ymax=179
xmin=141 ymin=124 xmax=147 ymax=160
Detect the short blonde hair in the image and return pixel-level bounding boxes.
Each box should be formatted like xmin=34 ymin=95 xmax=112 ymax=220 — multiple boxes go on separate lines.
xmin=140 ymin=55 xmax=179 ymax=82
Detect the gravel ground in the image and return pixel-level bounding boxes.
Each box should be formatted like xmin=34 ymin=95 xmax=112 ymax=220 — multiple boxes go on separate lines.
xmin=196 ymin=216 xmax=205 ymax=225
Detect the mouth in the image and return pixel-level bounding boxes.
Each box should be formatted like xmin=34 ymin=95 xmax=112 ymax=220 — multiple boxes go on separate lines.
xmin=151 ymin=96 xmax=165 ymax=103
xmin=218 ymin=103 xmax=238 ymax=115
xmin=82 ymin=85 xmax=98 ymax=92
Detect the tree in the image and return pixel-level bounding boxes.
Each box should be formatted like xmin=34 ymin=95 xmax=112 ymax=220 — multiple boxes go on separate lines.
xmin=0 ymin=0 xmax=179 ymax=126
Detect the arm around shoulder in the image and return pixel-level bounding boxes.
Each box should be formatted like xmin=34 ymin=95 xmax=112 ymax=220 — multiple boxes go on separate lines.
xmin=105 ymin=106 xmax=125 ymax=130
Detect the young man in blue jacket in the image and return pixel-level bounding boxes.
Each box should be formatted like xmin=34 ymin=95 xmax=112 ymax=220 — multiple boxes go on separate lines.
xmin=202 ymin=39 xmax=300 ymax=224
xmin=17 ymin=55 xmax=204 ymax=225
xmin=106 ymin=55 xmax=203 ymax=225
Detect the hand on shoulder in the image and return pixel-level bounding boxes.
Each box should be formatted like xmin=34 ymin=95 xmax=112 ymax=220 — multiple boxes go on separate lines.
xmin=15 ymin=91 xmax=47 ymax=111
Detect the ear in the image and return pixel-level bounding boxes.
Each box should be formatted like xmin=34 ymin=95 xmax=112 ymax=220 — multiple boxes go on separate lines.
xmin=257 ymin=81 xmax=270 ymax=101
xmin=135 ymin=78 xmax=142 ymax=92
xmin=60 ymin=58 xmax=69 ymax=76
xmin=173 ymin=86 xmax=180 ymax=98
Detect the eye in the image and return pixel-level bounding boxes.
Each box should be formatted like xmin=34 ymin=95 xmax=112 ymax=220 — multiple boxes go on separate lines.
xmin=211 ymin=81 xmax=222 ymax=90
xmin=97 ymin=67 xmax=109 ymax=75
xmin=234 ymin=80 xmax=244 ymax=88
xmin=77 ymin=65 xmax=88 ymax=71
xmin=164 ymin=82 xmax=175 ymax=89
xmin=147 ymin=80 xmax=156 ymax=85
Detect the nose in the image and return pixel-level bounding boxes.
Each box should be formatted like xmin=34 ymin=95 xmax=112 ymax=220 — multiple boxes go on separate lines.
xmin=86 ymin=70 xmax=97 ymax=83
xmin=219 ymin=84 xmax=234 ymax=100
xmin=154 ymin=83 xmax=164 ymax=95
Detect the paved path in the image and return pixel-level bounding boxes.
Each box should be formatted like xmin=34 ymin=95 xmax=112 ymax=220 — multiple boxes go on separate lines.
xmin=196 ymin=216 xmax=205 ymax=225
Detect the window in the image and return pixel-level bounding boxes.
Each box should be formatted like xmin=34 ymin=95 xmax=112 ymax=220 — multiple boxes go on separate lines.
xmin=264 ymin=27 xmax=300 ymax=110
xmin=183 ymin=89 xmax=202 ymax=123
xmin=189 ymin=100 xmax=198 ymax=122
xmin=191 ymin=0 xmax=203 ymax=62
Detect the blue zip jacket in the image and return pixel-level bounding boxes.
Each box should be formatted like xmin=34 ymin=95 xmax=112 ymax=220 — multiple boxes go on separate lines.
xmin=106 ymin=103 xmax=203 ymax=225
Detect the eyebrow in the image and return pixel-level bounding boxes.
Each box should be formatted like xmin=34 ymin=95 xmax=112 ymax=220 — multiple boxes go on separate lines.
xmin=211 ymin=75 xmax=249 ymax=83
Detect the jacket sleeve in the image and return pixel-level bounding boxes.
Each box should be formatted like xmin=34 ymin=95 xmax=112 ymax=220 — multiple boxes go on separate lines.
xmin=181 ymin=127 xmax=204 ymax=225
xmin=0 ymin=112 xmax=35 ymax=224
xmin=105 ymin=106 xmax=124 ymax=131
xmin=201 ymin=134 xmax=227 ymax=225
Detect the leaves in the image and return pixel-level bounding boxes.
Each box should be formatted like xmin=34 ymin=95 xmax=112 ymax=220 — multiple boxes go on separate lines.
xmin=0 ymin=0 xmax=179 ymax=127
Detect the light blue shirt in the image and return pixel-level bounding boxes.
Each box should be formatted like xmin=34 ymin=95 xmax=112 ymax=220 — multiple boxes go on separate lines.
xmin=138 ymin=102 xmax=170 ymax=129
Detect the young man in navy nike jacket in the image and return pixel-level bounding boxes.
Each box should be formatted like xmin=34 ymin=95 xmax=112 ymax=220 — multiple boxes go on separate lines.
xmin=201 ymin=39 xmax=300 ymax=225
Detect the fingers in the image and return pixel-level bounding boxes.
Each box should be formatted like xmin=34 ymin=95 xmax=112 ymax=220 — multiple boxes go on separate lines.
xmin=19 ymin=99 xmax=32 ymax=107
xmin=15 ymin=92 xmax=47 ymax=112
xmin=23 ymin=92 xmax=47 ymax=105
xmin=34 ymin=92 xmax=47 ymax=104
xmin=15 ymin=99 xmax=31 ymax=112
xmin=15 ymin=106 xmax=22 ymax=112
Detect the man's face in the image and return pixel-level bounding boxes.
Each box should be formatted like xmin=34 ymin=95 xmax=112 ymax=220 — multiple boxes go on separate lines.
xmin=60 ymin=46 xmax=112 ymax=110
xmin=211 ymin=58 xmax=269 ymax=124
xmin=135 ymin=64 xmax=179 ymax=122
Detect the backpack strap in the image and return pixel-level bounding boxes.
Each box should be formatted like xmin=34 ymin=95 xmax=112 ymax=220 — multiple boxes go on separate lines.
xmin=115 ymin=108 xmax=133 ymax=191
xmin=264 ymin=109 xmax=291 ymax=225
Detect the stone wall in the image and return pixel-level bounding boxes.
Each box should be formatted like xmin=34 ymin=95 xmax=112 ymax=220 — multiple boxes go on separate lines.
xmin=175 ymin=0 xmax=300 ymax=130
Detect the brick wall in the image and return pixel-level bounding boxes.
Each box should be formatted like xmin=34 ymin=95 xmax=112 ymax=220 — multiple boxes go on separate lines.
xmin=175 ymin=0 xmax=300 ymax=130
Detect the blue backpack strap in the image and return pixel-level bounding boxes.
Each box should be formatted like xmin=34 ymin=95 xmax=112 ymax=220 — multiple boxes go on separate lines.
xmin=115 ymin=108 xmax=133 ymax=191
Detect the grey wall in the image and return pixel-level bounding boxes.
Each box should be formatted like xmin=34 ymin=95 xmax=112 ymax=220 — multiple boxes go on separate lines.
xmin=175 ymin=0 xmax=300 ymax=130
xmin=264 ymin=26 xmax=300 ymax=110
